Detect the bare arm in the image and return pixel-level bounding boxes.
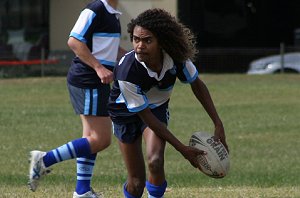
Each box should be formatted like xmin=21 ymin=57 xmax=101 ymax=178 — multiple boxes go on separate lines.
xmin=138 ymin=108 xmax=206 ymax=168
xmin=190 ymin=77 xmax=229 ymax=152
xmin=67 ymin=37 xmax=113 ymax=84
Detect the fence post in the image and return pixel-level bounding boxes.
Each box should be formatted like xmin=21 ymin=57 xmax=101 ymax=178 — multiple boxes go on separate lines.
xmin=280 ymin=42 xmax=285 ymax=73
xmin=41 ymin=47 xmax=45 ymax=77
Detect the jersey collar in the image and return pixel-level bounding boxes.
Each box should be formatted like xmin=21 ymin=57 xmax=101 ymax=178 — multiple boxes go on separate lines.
xmin=135 ymin=51 xmax=174 ymax=81
xmin=101 ymin=0 xmax=122 ymax=15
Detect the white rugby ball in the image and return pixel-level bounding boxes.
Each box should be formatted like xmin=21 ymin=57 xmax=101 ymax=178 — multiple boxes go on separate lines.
xmin=189 ymin=131 xmax=230 ymax=178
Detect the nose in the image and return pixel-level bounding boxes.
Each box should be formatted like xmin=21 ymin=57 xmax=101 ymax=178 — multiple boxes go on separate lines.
xmin=137 ymin=41 xmax=146 ymax=49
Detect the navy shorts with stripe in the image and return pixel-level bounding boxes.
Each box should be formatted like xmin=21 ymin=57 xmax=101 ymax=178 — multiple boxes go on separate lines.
xmin=113 ymin=102 xmax=170 ymax=143
xmin=68 ymin=83 xmax=110 ymax=116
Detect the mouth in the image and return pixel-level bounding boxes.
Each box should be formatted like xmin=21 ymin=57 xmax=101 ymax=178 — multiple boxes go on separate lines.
xmin=136 ymin=52 xmax=148 ymax=59
xmin=136 ymin=52 xmax=147 ymax=55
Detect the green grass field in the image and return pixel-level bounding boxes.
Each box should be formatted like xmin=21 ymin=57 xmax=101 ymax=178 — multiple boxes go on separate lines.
xmin=0 ymin=75 xmax=299 ymax=198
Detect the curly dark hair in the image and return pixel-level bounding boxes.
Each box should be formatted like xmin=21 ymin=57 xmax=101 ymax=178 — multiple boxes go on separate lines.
xmin=127 ymin=8 xmax=198 ymax=62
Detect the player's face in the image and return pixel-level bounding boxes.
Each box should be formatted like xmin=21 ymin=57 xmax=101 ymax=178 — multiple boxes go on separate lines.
xmin=132 ymin=26 xmax=161 ymax=65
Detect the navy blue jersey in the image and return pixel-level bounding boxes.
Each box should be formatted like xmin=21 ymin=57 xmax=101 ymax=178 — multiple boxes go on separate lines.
xmin=67 ymin=0 xmax=121 ymax=88
xmin=108 ymin=50 xmax=199 ymax=123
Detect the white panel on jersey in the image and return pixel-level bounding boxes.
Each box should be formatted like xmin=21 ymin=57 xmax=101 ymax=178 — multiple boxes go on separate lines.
xmin=93 ymin=35 xmax=120 ymax=65
xmin=118 ymin=80 xmax=148 ymax=112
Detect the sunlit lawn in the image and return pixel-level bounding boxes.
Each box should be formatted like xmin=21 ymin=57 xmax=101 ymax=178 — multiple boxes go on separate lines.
xmin=0 ymin=74 xmax=299 ymax=197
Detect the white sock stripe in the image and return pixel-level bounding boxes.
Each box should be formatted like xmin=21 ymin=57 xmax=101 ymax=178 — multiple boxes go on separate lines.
xmin=77 ymin=176 xmax=92 ymax=180
xmin=77 ymin=157 xmax=95 ymax=163
xmin=68 ymin=142 xmax=77 ymax=158
xmin=58 ymin=144 xmax=72 ymax=161
xmin=77 ymin=164 xmax=94 ymax=174
xmin=52 ymin=149 xmax=60 ymax=162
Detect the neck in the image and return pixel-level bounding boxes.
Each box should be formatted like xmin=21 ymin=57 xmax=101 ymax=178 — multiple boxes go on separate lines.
xmin=147 ymin=52 xmax=164 ymax=75
xmin=106 ymin=0 xmax=117 ymax=9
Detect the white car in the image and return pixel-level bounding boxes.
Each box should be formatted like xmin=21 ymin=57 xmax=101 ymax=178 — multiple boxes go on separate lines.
xmin=247 ymin=52 xmax=300 ymax=74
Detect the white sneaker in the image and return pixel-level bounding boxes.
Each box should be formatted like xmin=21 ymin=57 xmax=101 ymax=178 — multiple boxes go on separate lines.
xmin=28 ymin=150 xmax=51 ymax=192
xmin=73 ymin=188 xmax=103 ymax=198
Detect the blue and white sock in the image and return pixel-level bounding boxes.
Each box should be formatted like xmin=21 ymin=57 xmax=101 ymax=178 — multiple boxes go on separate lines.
xmin=75 ymin=153 xmax=97 ymax=195
xmin=43 ymin=138 xmax=91 ymax=168
xmin=146 ymin=180 xmax=167 ymax=198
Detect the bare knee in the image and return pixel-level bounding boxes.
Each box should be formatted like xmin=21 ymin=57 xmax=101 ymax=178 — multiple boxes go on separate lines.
xmin=147 ymin=155 xmax=164 ymax=175
xmin=126 ymin=177 xmax=145 ymax=196
xmin=87 ymin=134 xmax=111 ymax=153
xmin=96 ymin=137 xmax=111 ymax=151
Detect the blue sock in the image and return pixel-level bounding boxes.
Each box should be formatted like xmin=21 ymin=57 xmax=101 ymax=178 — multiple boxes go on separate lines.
xmin=43 ymin=138 xmax=91 ymax=167
xmin=146 ymin=180 xmax=167 ymax=198
xmin=75 ymin=153 xmax=97 ymax=195
xmin=123 ymin=182 xmax=143 ymax=198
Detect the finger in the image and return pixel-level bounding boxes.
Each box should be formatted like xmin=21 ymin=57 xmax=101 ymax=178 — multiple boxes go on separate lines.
xmin=102 ymin=79 xmax=109 ymax=84
xmin=213 ymin=135 xmax=220 ymax=142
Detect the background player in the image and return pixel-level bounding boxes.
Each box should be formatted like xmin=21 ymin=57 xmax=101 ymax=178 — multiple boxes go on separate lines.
xmin=28 ymin=1 xmax=125 ymax=197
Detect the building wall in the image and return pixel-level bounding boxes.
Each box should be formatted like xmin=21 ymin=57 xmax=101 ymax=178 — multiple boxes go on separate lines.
xmin=50 ymin=0 xmax=177 ymax=51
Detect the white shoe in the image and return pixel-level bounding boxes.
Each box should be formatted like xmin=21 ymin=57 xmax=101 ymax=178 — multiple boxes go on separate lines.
xmin=73 ymin=188 xmax=103 ymax=198
xmin=28 ymin=150 xmax=51 ymax=192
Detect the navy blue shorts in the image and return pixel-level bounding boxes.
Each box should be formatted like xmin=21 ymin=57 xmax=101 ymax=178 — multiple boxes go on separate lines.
xmin=67 ymin=83 xmax=110 ymax=116
xmin=113 ymin=102 xmax=170 ymax=143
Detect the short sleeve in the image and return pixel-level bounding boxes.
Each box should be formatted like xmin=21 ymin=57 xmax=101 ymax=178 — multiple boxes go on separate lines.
xmin=177 ymin=60 xmax=199 ymax=83
xmin=69 ymin=9 xmax=97 ymax=43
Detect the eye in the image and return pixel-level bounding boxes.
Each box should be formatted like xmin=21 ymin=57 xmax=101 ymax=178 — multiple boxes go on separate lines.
xmin=133 ymin=36 xmax=140 ymax=43
xmin=146 ymin=38 xmax=152 ymax=44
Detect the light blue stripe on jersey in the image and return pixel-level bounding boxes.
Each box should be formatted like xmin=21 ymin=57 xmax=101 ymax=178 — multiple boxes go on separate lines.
xmin=190 ymin=71 xmax=199 ymax=82
xmin=84 ymin=89 xmax=91 ymax=115
xmin=70 ymin=32 xmax=87 ymax=43
xmin=94 ymin=32 xmax=121 ymax=37
xmin=92 ymin=89 xmax=98 ymax=115
xmin=116 ymin=93 xmax=125 ymax=103
xmin=81 ymin=11 xmax=95 ymax=35
xmin=148 ymin=104 xmax=158 ymax=109
xmin=99 ymin=59 xmax=116 ymax=66
xmin=128 ymin=102 xmax=148 ymax=112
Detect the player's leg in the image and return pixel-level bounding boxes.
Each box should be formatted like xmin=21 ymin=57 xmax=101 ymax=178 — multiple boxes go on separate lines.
xmin=28 ymin=136 xmax=93 ymax=191
xmin=113 ymin=121 xmax=146 ymax=198
xmin=143 ymin=128 xmax=167 ymax=198
xmin=74 ymin=84 xmax=112 ymax=196
xmin=28 ymin=84 xmax=111 ymax=193
xmin=75 ymin=115 xmax=111 ymax=196
xmin=118 ymin=136 xmax=146 ymax=198
xmin=143 ymin=102 xmax=169 ymax=198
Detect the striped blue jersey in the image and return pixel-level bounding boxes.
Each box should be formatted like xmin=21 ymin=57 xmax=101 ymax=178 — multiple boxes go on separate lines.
xmin=108 ymin=50 xmax=199 ymax=123
xmin=67 ymin=0 xmax=121 ymax=88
